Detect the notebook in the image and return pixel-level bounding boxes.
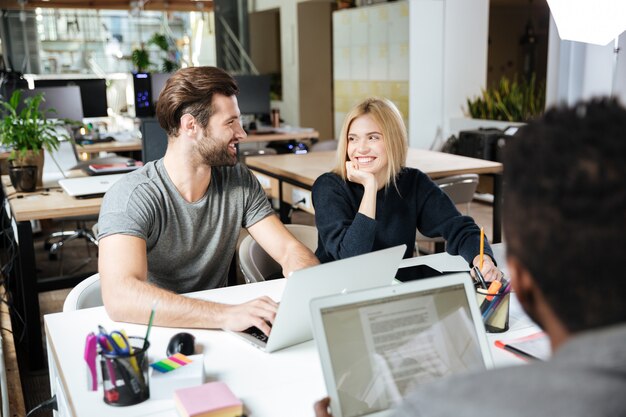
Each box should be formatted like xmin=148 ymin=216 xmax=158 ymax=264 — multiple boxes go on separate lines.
xmin=87 ymin=161 xmax=143 ymax=175
xmin=229 ymin=245 xmax=406 ymax=353
xmin=59 ymin=174 xmax=126 ymax=198
xmin=310 ymin=273 xmax=494 ymax=417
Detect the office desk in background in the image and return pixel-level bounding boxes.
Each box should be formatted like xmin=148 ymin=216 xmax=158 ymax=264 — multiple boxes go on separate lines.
xmin=77 ymin=139 xmax=142 ymax=155
xmin=45 ymin=244 xmax=540 ymax=417
xmin=1 ymin=176 xmax=102 ymax=370
xmin=246 ymin=149 xmax=504 ymax=242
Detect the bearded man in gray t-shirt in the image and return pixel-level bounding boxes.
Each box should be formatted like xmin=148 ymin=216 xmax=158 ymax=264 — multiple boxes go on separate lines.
xmin=98 ymin=67 xmax=319 ymax=336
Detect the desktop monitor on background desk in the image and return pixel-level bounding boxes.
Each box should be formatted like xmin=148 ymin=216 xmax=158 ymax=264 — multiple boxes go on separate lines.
xmin=20 ymin=86 xmax=84 ymax=121
xmin=33 ymin=78 xmax=107 ymax=118
xmin=151 ymin=72 xmax=172 ymax=106
xmin=233 ymin=74 xmax=271 ymax=123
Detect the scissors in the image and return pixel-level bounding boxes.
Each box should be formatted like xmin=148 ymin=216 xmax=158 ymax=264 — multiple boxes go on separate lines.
xmin=97 ymin=326 xmax=130 ymax=355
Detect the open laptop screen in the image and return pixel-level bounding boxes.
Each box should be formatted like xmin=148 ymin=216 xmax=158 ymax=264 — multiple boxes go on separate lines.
xmin=313 ymin=275 xmax=491 ymax=417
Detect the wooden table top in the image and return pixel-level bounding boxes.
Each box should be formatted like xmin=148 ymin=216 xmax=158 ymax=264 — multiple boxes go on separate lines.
xmin=2 ymin=176 xmax=101 ymax=222
xmin=245 ymin=149 xmax=503 ymax=187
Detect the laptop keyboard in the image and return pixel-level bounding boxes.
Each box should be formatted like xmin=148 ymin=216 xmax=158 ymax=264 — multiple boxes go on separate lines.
xmin=242 ymin=326 xmax=269 ymax=343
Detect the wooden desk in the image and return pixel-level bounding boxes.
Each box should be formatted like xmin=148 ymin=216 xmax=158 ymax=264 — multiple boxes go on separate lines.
xmin=77 ymin=139 xmax=142 ymax=155
xmin=44 ymin=245 xmax=538 ymax=417
xmin=1 ymin=176 xmax=102 ymax=370
xmin=75 ymin=131 xmax=319 ymax=153
xmin=246 ymin=149 xmax=504 ymax=241
xmin=244 ymin=129 xmax=319 ymax=144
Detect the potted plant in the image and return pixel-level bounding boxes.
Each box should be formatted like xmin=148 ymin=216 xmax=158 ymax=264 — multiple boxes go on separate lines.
xmin=465 ymin=73 xmax=545 ymax=122
xmin=0 ymin=89 xmax=69 ymax=191
xmin=148 ymin=33 xmax=180 ymax=73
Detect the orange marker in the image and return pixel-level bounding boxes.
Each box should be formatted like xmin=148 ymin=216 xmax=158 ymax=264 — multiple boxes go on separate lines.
xmin=485 ymin=280 xmax=502 ymax=301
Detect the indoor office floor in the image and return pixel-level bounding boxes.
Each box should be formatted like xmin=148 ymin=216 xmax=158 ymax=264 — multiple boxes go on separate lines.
xmin=22 ymin=202 xmax=495 ymax=416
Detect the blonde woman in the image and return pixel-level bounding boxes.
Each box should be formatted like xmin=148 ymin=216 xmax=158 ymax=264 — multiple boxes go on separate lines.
xmin=312 ymin=97 xmax=499 ymax=280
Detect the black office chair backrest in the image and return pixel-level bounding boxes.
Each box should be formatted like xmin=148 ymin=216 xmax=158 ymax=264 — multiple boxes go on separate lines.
xmin=140 ymin=118 xmax=169 ymax=163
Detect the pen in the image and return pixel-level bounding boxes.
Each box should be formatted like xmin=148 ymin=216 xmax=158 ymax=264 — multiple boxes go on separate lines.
xmin=479 ymin=280 xmax=502 ymax=314
xmin=479 ymin=227 xmax=485 ymax=269
xmin=494 ymin=340 xmax=540 ymax=361
xmin=143 ymin=300 xmax=158 ymax=351
xmin=483 ymin=281 xmax=511 ymax=322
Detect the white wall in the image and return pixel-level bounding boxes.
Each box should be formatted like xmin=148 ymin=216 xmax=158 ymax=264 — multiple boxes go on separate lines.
xmin=409 ymin=0 xmax=490 ymax=150
xmin=546 ymin=15 xmax=626 ymax=107
xmin=252 ymin=0 xmax=301 ymax=126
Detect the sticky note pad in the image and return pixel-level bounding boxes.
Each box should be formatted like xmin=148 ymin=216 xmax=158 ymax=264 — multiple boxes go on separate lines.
xmin=174 ymin=381 xmax=242 ymax=417
xmin=150 ymin=354 xmax=204 ymax=400
xmin=150 ymin=353 xmax=193 ymax=373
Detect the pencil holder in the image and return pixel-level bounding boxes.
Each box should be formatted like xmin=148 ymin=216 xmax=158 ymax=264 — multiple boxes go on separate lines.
xmin=475 ymin=286 xmax=510 ymax=333
xmin=100 ymin=337 xmax=150 ymax=406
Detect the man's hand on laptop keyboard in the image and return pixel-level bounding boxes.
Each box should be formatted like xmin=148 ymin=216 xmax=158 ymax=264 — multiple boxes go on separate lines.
xmin=221 ymin=296 xmax=278 ymax=336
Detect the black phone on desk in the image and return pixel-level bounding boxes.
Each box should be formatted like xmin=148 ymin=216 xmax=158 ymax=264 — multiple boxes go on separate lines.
xmin=395 ymin=264 xmax=467 ymax=282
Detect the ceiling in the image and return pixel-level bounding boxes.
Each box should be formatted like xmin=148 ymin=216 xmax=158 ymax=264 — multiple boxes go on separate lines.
xmin=0 ymin=0 xmax=213 ymax=12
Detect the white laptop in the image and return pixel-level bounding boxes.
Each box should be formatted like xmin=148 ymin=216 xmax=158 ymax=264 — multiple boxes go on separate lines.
xmin=310 ymin=273 xmax=494 ymax=417
xmin=231 ymin=245 xmax=406 ymax=353
xmin=59 ymin=174 xmax=125 ymax=198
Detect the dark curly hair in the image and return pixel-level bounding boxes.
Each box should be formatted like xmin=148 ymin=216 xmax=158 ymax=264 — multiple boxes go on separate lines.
xmin=503 ymin=98 xmax=626 ymax=332
xmin=155 ymin=66 xmax=239 ymax=137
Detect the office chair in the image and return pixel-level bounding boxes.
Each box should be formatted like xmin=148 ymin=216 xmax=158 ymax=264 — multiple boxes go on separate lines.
xmin=62 ymin=273 xmax=103 ymax=311
xmin=238 ymin=224 xmax=318 ymax=283
xmin=416 ymin=174 xmax=480 ymax=253
xmin=43 ymin=141 xmax=125 ymax=270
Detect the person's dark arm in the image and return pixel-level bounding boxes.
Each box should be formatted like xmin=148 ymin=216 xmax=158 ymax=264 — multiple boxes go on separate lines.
xmin=414 ymin=174 xmax=494 ymax=264
xmin=312 ymin=174 xmax=377 ymax=261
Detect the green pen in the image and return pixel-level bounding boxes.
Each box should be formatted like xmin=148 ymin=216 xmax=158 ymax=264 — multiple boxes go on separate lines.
xmin=143 ymin=300 xmax=158 ymax=350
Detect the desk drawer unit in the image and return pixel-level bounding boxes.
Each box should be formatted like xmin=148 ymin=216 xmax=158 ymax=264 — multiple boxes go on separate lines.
xmin=282 ymin=183 xmax=315 ymax=215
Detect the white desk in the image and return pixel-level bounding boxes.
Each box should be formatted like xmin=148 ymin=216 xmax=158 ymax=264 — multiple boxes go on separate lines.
xmin=45 ymin=244 xmax=542 ymax=417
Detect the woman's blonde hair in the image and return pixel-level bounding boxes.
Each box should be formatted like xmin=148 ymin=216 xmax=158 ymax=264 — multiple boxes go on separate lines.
xmin=334 ymin=97 xmax=408 ymax=187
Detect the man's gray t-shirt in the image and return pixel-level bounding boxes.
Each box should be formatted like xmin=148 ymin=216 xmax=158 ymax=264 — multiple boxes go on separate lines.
xmin=97 ymin=159 xmax=274 ymax=293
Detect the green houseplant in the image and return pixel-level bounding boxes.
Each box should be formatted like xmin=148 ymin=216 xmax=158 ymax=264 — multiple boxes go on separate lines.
xmin=148 ymin=33 xmax=180 ymax=73
xmin=0 ymin=89 xmax=69 ymax=191
xmin=465 ymin=74 xmax=546 ymax=122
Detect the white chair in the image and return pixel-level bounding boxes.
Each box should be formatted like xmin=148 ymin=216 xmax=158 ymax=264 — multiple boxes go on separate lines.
xmin=62 ymin=273 xmax=103 ymax=311
xmin=238 ymin=224 xmax=318 ymax=283
xmin=416 ymin=174 xmax=480 ymax=251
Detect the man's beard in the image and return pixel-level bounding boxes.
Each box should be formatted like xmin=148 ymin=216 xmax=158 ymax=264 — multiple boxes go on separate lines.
xmin=196 ymin=131 xmax=238 ymax=167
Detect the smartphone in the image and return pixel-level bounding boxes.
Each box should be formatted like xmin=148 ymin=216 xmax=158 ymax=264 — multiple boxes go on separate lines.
xmin=395 ymin=264 xmax=467 ymax=283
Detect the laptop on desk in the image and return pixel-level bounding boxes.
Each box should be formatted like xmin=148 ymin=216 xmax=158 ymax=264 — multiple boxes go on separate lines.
xmin=310 ymin=273 xmax=494 ymax=417
xmin=229 ymin=245 xmax=406 ymax=353
xmin=59 ymin=174 xmax=125 ymax=198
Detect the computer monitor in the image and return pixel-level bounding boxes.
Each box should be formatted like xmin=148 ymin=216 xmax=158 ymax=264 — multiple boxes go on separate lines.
xmin=233 ymin=75 xmax=271 ymax=116
xmin=34 ymin=78 xmax=108 ymax=118
xmin=20 ymin=86 xmax=84 ymax=121
xmin=150 ymin=72 xmax=172 ymax=108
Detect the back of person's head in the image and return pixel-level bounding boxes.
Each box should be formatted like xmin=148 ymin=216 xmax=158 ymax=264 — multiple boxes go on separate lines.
xmin=503 ymin=98 xmax=626 ymax=332
xmin=335 ymin=97 xmax=408 ymax=187
xmin=156 ymin=66 xmax=239 ymax=137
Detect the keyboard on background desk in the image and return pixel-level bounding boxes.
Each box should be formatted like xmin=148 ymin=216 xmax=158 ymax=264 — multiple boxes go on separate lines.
xmin=75 ymin=136 xmax=115 ymax=145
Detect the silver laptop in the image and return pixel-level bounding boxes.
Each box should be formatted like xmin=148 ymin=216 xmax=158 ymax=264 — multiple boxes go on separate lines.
xmin=231 ymin=245 xmax=406 ymax=353
xmin=310 ymin=273 xmax=494 ymax=417
xmin=59 ymin=174 xmax=125 ymax=198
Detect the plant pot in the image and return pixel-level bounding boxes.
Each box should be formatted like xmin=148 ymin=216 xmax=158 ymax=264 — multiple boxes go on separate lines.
xmin=9 ymin=165 xmax=38 ymax=192
xmin=10 ymin=149 xmax=44 ymax=187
